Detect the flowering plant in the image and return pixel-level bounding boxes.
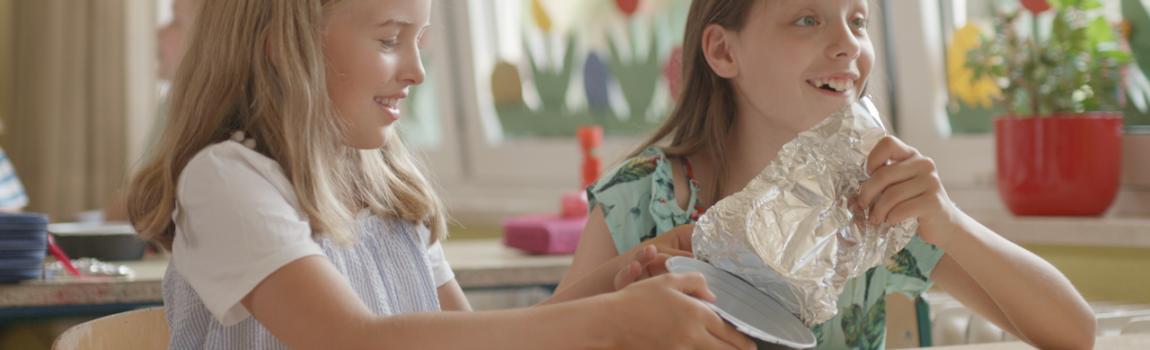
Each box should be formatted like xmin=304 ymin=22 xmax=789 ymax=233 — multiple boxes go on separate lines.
xmin=952 ymin=0 xmax=1137 ymax=116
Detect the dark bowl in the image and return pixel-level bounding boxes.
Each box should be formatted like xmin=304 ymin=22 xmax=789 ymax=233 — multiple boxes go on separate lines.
xmin=48 ymin=223 xmax=148 ymax=261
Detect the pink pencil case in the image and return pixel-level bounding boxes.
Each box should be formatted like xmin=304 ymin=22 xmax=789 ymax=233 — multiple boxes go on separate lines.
xmin=501 ymin=214 xmax=587 ymax=255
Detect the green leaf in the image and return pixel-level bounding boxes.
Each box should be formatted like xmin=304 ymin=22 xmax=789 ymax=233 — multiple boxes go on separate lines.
xmin=1052 ymin=0 xmax=1103 ymax=10
xmin=1052 ymin=12 xmax=1072 ymax=42
xmin=560 ymin=33 xmax=578 ymax=84
xmin=841 ymin=303 xmax=864 ymax=347
xmin=812 ymin=323 xmax=827 ymax=345
xmin=1099 ymin=49 xmax=1133 ymax=62
xmin=607 ymin=22 xmax=663 ymax=120
xmin=1081 ymin=0 xmax=1104 ymax=11
xmin=863 ymin=298 xmax=887 ymax=349
xmin=1086 ymin=17 xmax=1116 ymax=43
xmin=597 ymin=156 xmax=659 ymax=192
xmin=886 ymin=249 xmax=927 ymax=281
xmin=527 ymin=32 xmax=577 ymax=113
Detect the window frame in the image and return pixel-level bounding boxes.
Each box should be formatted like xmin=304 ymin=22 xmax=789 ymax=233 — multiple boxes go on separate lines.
xmin=426 ymin=0 xmax=1150 ymax=223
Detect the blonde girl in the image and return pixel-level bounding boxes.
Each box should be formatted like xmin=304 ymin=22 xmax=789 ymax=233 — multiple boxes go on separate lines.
xmin=128 ymin=0 xmax=754 ymax=348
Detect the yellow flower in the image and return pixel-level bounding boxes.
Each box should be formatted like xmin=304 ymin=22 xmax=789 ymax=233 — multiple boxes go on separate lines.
xmin=947 ymin=23 xmax=1001 ymax=108
xmin=531 ymin=0 xmax=553 ymax=33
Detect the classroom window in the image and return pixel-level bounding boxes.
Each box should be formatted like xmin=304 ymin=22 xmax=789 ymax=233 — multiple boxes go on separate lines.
xmin=469 ymin=0 xmax=689 ymax=139
xmin=429 ymin=0 xmax=897 ymax=218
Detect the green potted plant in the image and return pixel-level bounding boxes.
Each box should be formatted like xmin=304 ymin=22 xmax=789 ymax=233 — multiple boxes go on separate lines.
xmin=958 ymin=0 xmax=1139 ymax=216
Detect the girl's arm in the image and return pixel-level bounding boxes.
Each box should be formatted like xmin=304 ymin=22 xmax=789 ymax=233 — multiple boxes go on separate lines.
xmin=436 ymin=280 xmax=472 ymax=312
xmin=859 ymin=136 xmax=1095 ymax=349
xmin=928 ymin=213 xmax=1095 ymax=349
xmin=243 ymin=255 xmax=754 ymax=350
xmin=543 ymin=207 xmax=692 ymax=305
xmin=545 ymin=206 xmax=625 ymax=304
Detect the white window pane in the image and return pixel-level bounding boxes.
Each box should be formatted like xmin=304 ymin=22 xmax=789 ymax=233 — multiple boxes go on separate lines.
xmin=398 ymin=55 xmax=442 ymax=149
xmin=469 ymin=0 xmax=691 ymax=140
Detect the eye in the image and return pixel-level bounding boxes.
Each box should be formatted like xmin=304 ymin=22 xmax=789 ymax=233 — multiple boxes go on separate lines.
xmin=851 ymin=16 xmax=868 ymax=30
xmin=794 ymin=16 xmax=819 ymax=27
xmin=379 ymin=38 xmax=399 ymax=51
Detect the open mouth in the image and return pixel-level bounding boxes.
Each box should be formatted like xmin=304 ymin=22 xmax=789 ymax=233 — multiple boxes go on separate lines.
xmin=807 ymin=78 xmax=854 ymax=94
xmin=374 ymin=96 xmax=401 ymax=120
xmin=375 ymin=96 xmax=399 ymax=108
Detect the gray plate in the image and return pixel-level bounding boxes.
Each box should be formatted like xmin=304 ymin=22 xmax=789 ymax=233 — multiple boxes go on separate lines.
xmin=666 ymin=256 xmax=816 ymax=349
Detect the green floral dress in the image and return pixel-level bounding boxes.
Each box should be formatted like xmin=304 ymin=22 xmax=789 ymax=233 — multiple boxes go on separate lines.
xmin=588 ymin=147 xmax=945 ymax=350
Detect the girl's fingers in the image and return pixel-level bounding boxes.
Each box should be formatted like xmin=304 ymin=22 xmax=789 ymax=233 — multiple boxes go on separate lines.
xmin=637 ymin=244 xmax=657 ymax=261
xmin=614 ymin=261 xmax=642 ymax=290
xmin=672 ymin=224 xmax=695 ymax=251
xmin=642 ymin=254 xmax=674 ymax=276
xmin=702 ymin=309 xmax=756 ymax=350
xmin=666 ymin=272 xmax=716 ymax=302
xmin=869 ymin=176 xmax=932 ymax=225
xmin=885 ymin=195 xmax=936 ymax=225
xmin=659 ymin=248 xmax=693 ymax=257
xmin=866 ymin=136 xmax=917 ymax=176
xmin=858 ymin=158 xmax=921 ymax=209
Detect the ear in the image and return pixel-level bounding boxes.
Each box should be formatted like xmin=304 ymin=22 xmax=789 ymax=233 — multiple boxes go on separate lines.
xmin=701 ymin=24 xmax=739 ymax=79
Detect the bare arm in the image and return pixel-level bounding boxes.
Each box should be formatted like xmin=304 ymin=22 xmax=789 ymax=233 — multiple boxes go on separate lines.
xmin=243 ymin=256 xmax=602 ymax=349
xmin=243 ymin=255 xmax=753 ymax=350
xmin=858 ymin=136 xmax=1095 ymax=349
xmin=436 ymin=280 xmax=472 ymax=312
xmin=545 ymin=207 xmax=692 ymax=305
xmin=546 ymin=206 xmax=622 ymax=304
xmin=929 ymin=213 xmax=1095 ymax=349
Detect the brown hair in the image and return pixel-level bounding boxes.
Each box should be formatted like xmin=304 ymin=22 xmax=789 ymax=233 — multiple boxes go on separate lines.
xmin=632 ymin=0 xmax=756 ymax=203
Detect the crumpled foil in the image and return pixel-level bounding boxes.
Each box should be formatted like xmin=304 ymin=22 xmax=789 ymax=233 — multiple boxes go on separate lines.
xmin=693 ymin=97 xmax=918 ymax=325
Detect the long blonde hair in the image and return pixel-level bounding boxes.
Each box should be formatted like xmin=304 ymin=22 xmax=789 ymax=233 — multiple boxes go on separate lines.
xmin=128 ymin=0 xmax=448 ymax=249
xmin=632 ymin=0 xmax=755 ymax=203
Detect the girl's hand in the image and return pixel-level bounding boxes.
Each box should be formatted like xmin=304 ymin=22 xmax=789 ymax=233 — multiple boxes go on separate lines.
xmin=643 ymin=223 xmax=694 ymax=256
xmin=605 ymin=273 xmax=756 ymax=350
xmin=857 ymin=136 xmax=963 ymax=247
xmin=614 ymin=224 xmax=695 ymax=290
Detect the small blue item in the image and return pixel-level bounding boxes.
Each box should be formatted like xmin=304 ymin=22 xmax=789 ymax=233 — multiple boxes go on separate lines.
xmin=0 ymin=212 xmax=49 ymax=283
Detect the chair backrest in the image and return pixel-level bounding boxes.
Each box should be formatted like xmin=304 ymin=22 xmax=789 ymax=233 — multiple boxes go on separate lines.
xmin=52 ymin=307 xmax=168 ymax=350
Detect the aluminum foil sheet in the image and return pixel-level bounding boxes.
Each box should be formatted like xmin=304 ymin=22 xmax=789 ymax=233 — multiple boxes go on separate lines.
xmin=693 ymin=97 xmax=918 ymax=325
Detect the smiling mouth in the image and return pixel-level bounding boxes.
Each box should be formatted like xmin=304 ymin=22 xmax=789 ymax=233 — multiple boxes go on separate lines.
xmin=374 ymin=96 xmax=401 ymax=120
xmin=807 ymin=78 xmax=855 ymax=93
xmin=375 ymin=96 xmax=400 ymax=108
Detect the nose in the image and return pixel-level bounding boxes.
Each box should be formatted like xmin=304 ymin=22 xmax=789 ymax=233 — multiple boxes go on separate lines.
xmin=827 ymin=20 xmax=862 ymax=61
xmin=398 ymin=46 xmax=426 ymax=86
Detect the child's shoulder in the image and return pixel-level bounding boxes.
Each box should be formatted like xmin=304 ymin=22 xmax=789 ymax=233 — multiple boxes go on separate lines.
xmin=588 ymin=146 xmax=671 ymax=196
xmin=181 ymin=141 xmax=289 ymax=193
xmin=589 ymin=146 xmax=690 ymax=253
xmin=186 ymin=141 xmax=277 ymax=174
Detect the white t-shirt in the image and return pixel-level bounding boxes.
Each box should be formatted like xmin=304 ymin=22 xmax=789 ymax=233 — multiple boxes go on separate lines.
xmin=170 ymin=141 xmax=454 ymax=325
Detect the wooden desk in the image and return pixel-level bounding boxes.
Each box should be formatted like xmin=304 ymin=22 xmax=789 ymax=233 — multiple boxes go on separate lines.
xmin=0 ymin=239 xmax=571 ymax=319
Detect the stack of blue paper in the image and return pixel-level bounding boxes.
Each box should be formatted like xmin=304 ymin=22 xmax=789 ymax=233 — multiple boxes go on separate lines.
xmin=0 ymin=213 xmax=48 ymax=283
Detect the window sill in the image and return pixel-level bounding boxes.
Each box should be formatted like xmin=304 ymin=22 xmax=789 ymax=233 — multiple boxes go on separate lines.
xmin=969 ymin=211 xmax=1150 ymax=249
xmin=442 ymin=183 xmax=1150 ymax=249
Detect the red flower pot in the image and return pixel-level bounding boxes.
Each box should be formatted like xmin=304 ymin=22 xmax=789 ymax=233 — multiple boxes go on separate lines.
xmin=995 ymin=114 xmax=1123 ymax=216
xmin=1020 ymin=0 xmax=1052 ymax=15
